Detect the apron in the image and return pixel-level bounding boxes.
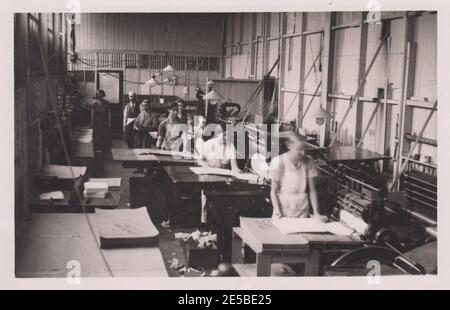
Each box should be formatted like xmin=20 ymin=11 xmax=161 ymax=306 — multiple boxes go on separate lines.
xmin=277 ymin=193 xmax=310 ymax=218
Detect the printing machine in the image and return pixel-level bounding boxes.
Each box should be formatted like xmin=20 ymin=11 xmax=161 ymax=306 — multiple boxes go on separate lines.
xmin=224 ymin=121 xmax=437 ymax=275
xmin=312 ymin=147 xmax=437 ymax=275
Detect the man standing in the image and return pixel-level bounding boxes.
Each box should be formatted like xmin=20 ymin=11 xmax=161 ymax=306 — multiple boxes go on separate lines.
xmin=123 ymin=91 xmax=140 ymax=148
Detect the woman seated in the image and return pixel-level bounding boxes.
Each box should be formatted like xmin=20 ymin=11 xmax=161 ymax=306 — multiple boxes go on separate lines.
xmin=133 ymin=99 xmax=159 ymax=148
xmin=198 ymin=123 xmax=242 ymax=223
xmin=269 ymin=131 xmax=325 ymax=220
xmin=156 ymin=102 xmax=185 ymax=151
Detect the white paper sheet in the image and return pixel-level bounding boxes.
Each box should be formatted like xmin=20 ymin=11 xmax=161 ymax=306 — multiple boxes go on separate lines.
xmin=190 ymin=167 xmax=260 ymax=182
xmin=39 ymin=165 xmax=87 ymax=179
xmin=39 ymin=191 xmax=64 ymax=200
xmin=89 ymin=178 xmax=122 ymax=187
xmin=272 ymin=218 xmax=355 ymax=236
xmin=189 ymin=167 xmax=235 ymax=176
xmin=126 ymin=118 xmax=136 ymax=126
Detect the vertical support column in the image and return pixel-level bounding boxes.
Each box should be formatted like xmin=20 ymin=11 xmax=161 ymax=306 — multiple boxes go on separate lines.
xmin=278 ymin=12 xmax=286 ymax=125
xmin=297 ymin=13 xmax=307 ymax=128
xmin=230 ymin=14 xmax=234 ymax=78
xmin=220 ymin=15 xmax=226 ymax=79
xmin=250 ymin=13 xmax=256 ymax=76
xmin=392 ymin=12 xmax=412 ymax=191
xmin=320 ymin=12 xmax=335 ymax=147
xmin=355 ymin=13 xmax=369 ymax=145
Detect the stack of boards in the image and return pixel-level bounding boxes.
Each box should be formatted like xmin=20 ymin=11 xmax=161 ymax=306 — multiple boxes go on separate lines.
xmin=95 ymin=207 xmax=159 ymax=249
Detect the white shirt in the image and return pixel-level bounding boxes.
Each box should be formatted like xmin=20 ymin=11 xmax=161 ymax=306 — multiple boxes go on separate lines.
xmin=201 ymin=137 xmax=236 ymax=169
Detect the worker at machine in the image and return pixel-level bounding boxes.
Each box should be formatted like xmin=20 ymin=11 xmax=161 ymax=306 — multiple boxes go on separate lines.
xmin=269 ymin=131 xmax=326 ymax=221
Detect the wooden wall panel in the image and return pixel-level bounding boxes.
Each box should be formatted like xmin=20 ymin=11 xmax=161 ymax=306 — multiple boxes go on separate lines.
xmin=412 ymin=14 xmax=437 ymax=102
xmin=363 ymin=23 xmax=386 ymax=98
xmin=332 ymin=27 xmax=360 ymax=95
xmin=303 ymin=33 xmax=322 ymax=92
xmin=305 ymin=12 xmax=324 ymax=31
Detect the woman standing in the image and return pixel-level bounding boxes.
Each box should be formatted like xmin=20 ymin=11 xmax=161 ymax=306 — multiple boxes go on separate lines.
xmin=156 ymin=102 xmax=184 ymax=151
xmin=269 ymin=131 xmax=326 ymax=220
xmin=83 ymin=89 xmax=111 ymax=157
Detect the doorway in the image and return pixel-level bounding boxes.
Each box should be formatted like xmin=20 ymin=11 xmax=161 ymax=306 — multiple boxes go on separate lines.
xmin=97 ymin=70 xmax=123 ymax=140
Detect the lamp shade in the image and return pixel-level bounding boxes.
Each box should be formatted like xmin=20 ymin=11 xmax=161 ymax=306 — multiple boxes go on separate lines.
xmin=163 ymin=64 xmax=175 ymax=72
xmin=145 ymin=75 xmax=159 ymax=85
xmin=312 ymin=105 xmax=331 ymax=119
xmin=203 ymin=89 xmax=224 ymax=101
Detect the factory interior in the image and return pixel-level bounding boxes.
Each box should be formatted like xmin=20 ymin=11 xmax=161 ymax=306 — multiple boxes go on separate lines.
xmin=14 ymin=12 xmax=437 ymax=278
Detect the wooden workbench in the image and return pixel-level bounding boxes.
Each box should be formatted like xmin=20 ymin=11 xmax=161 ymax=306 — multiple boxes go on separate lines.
xmin=111 ymin=148 xmax=196 ymax=169
xmin=162 ymin=166 xmax=265 ymax=226
xmin=15 ymin=213 xmax=168 ymax=277
xmin=323 ymin=146 xmax=390 ymax=163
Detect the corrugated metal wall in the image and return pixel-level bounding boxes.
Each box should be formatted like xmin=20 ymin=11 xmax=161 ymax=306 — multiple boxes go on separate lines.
xmin=223 ymin=11 xmax=437 ymax=165
xmin=75 ymin=13 xmax=225 ymax=56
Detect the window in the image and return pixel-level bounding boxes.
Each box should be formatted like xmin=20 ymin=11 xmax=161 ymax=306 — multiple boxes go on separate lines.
xmin=125 ymin=54 xmax=137 ymax=68
xmin=209 ymin=57 xmax=220 ymax=71
xmin=139 ymin=54 xmax=149 ymax=69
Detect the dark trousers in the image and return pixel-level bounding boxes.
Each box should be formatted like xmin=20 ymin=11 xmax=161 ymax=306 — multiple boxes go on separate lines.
xmin=124 ymin=123 xmax=135 ymax=148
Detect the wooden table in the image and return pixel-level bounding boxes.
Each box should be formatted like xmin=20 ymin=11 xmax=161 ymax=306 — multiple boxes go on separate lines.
xmin=111 ymin=148 xmax=196 ymax=169
xmin=323 ymin=146 xmax=390 ymax=163
xmin=15 ymin=213 xmax=168 ymax=277
xmin=233 ymin=227 xmax=319 ymax=277
xmin=31 ymin=178 xmax=122 ymax=213
xmin=204 ymin=190 xmax=271 ymax=263
xmin=30 ymin=189 xmax=122 ymax=213
xmin=162 ymin=166 xmax=265 ymax=226
xmin=232 ymin=219 xmax=363 ymax=277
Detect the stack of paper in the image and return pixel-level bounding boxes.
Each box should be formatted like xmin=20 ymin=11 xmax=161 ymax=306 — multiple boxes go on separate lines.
xmin=88 ymin=178 xmax=121 ymax=187
xmin=189 ymin=167 xmax=260 ymax=182
xmin=71 ymin=127 xmax=93 ymax=143
xmin=83 ymin=181 xmax=108 ymax=198
xmin=39 ymin=191 xmax=64 ymax=201
xmin=272 ymin=218 xmax=355 ymax=236
xmin=95 ymin=207 xmax=159 ymax=249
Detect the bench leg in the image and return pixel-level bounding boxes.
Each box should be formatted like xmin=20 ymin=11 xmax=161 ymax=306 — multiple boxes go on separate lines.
xmin=304 ymin=249 xmax=320 ymax=276
xmin=256 ymin=253 xmax=271 ymax=276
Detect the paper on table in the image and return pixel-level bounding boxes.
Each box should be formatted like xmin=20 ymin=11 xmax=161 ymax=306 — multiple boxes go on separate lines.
xmin=234 ymin=173 xmax=260 ymax=182
xmin=39 ymin=191 xmax=64 ymax=200
xmin=126 ymin=118 xmax=136 ymax=126
xmin=89 ymin=178 xmax=122 ymax=187
xmin=189 ymin=167 xmax=235 ymax=177
xmin=138 ymin=148 xmax=193 ymax=159
xmin=190 ymin=167 xmax=260 ymax=181
xmin=39 ymin=164 xmax=87 ymax=179
xmin=272 ymin=218 xmax=355 ymax=236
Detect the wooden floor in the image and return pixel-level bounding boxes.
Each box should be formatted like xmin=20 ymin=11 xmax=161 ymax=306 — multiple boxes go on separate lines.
xmin=15 ymin=213 xmax=168 ymax=277
xmin=15 ymin=140 xmax=244 ymax=278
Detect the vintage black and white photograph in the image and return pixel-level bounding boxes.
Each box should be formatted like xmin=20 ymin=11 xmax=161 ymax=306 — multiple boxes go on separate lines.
xmin=10 ymin=0 xmax=442 ymax=285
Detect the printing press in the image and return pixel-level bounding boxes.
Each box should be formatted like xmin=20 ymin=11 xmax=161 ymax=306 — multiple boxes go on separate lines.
xmin=312 ymin=146 xmax=437 ymax=275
